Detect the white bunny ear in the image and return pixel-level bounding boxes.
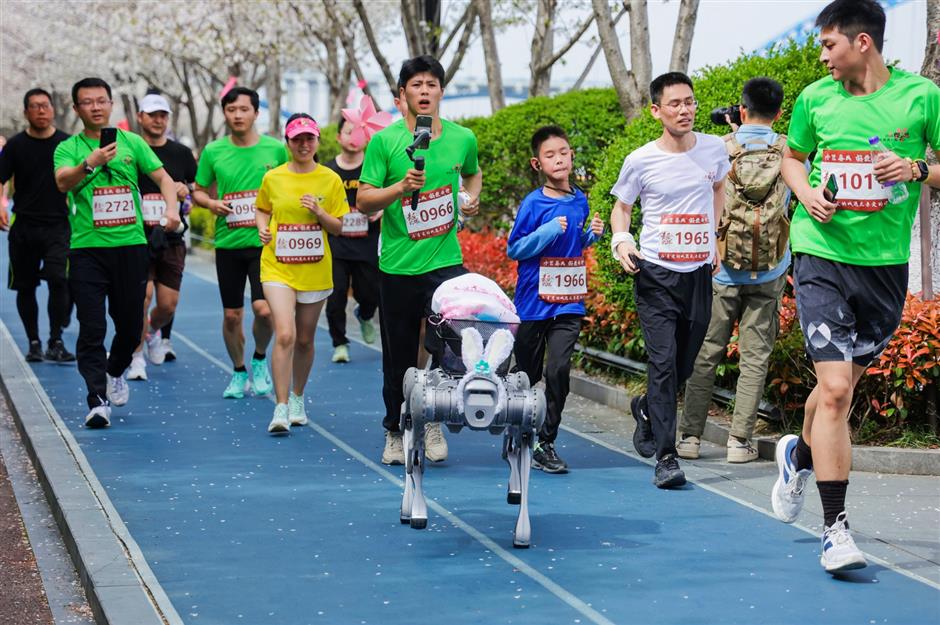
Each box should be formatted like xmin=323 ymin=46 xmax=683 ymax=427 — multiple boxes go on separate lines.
xmin=460 ymin=327 xmax=485 ymax=373
xmin=482 ymin=329 xmax=514 ymax=373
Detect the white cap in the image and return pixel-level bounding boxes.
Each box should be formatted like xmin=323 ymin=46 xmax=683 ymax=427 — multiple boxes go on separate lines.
xmin=139 ymin=94 xmax=171 ymax=114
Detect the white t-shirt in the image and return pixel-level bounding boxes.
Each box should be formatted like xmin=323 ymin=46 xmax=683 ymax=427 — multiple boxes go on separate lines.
xmin=610 ymin=132 xmax=730 ymax=273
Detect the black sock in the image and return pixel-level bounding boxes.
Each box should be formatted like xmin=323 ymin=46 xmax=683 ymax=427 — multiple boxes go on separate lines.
xmin=817 ymin=480 xmax=848 ymax=527
xmin=234 ymin=365 xmax=247 ymax=373
xmin=792 ymin=435 xmax=813 ymax=471
xmin=252 ymin=351 xmax=265 ymax=361
xmin=162 ymin=316 xmax=173 ymax=340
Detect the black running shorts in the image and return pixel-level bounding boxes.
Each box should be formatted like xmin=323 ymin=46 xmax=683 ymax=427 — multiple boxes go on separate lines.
xmin=215 ymin=247 xmax=264 ymax=309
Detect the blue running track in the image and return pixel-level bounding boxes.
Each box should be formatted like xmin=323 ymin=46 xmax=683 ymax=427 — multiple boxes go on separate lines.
xmin=1 ymin=240 xmax=937 ymax=625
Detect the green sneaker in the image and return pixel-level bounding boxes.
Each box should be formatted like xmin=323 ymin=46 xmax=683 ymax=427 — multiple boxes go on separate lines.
xmin=251 ymin=357 xmax=273 ymax=395
xmin=268 ymin=403 xmax=290 ymax=434
xmin=223 ymin=370 xmax=249 ymax=399
xmin=331 ymin=344 xmax=350 ymax=363
xmin=355 ymin=305 xmax=377 ymax=345
xmin=288 ymin=392 xmax=308 ymax=426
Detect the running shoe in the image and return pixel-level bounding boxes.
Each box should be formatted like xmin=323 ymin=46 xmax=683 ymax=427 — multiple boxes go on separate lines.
xmin=424 ymin=422 xmax=448 ymax=462
xmin=382 ymin=430 xmax=405 ymax=465
xmin=354 ymin=305 xmax=377 ymax=345
xmin=727 ymin=435 xmax=759 ymax=463
xmin=162 ymin=339 xmax=177 ymax=362
xmin=288 ymin=392 xmax=308 ymax=426
xmin=532 ymin=440 xmax=568 ymax=473
xmin=250 ymin=357 xmax=273 ymax=395
xmin=331 ymin=344 xmax=350 ymax=363
xmin=268 ymin=403 xmax=290 ymax=434
xmin=821 ymin=512 xmax=867 ymax=573
xmin=145 ymin=329 xmax=167 ymax=365
xmin=44 ymin=339 xmax=75 ymax=362
xmin=126 ymin=351 xmax=148 ymax=381
xmin=223 ymin=370 xmax=250 ymax=399
xmin=630 ymin=394 xmax=656 ymax=458
xmin=676 ymin=434 xmax=701 ymax=459
xmin=106 ymin=373 xmax=129 ymax=406
xmin=84 ymin=397 xmax=111 ymax=429
xmin=26 ymin=340 xmax=43 ymax=362
xmin=653 ymin=454 xmax=686 ymax=489
xmin=771 ymin=434 xmax=813 ymax=523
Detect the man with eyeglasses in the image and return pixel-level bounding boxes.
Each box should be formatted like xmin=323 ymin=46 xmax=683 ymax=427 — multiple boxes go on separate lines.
xmin=609 ymin=72 xmax=729 ymax=489
xmin=0 ymin=88 xmax=74 ymax=363
xmin=54 ymin=77 xmax=180 ymax=428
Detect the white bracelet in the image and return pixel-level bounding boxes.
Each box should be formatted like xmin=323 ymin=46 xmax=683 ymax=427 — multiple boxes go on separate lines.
xmin=610 ymin=231 xmax=636 ymax=261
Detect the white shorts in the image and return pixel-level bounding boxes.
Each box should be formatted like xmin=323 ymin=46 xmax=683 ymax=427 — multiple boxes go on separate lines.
xmin=262 ymin=281 xmax=332 ymax=304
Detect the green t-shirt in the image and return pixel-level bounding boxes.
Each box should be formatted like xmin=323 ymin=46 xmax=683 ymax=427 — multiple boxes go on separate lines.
xmin=195 ymin=134 xmax=289 ymax=249
xmin=53 ymin=129 xmax=162 ymax=249
xmin=787 ymin=68 xmax=940 ymax=266
xmin=359 ymin=118 xmax=479 ymax=275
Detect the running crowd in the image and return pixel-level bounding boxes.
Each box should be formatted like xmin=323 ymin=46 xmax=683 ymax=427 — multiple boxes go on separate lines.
xmin=0 ymin=0 xmax=937 ymax=575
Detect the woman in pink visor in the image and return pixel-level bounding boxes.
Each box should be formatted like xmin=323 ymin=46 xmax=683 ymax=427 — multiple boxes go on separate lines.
xmin=255 ymin=113 xmax=350 ymax=434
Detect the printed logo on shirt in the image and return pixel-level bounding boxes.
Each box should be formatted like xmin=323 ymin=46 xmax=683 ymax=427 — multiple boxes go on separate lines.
xmin=122 ymin=154 xmax=133 ymax=166
xmin=451 ymin=163 xmax=463 ymax=174
xmin=704 ymin=169 xmax=720 ymax=183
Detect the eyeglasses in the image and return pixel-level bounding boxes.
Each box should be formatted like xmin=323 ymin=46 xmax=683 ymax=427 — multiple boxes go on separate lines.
xmin=660 ymin=99 xmax=698 ymax=112
xmin=27 ymin=103 xmax=52 ymax=111
xmin=77 ymin=98 xmax=111 ymax=108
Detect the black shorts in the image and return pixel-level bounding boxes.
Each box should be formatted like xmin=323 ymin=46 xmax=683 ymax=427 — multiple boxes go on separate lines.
xmin=793 ymin=254 xmax=907 ymax=367
xmin=8 ymin=219 xmax=70 ymax=290
xmin=215 ymin=247 xmax=264 ymax=309
xmin=149 ymin=243 xmax=186 ymax=291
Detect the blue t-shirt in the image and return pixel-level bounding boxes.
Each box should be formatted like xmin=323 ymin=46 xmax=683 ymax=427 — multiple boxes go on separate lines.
xmin=714 ymin=124 xmax=791 ymax=286
xmin=507 ymin=187 xmax=599 ymax=321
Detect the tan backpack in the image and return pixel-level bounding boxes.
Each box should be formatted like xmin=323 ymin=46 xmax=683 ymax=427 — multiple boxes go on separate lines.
xmin=717 ymin=133 xmax=790 ymax=273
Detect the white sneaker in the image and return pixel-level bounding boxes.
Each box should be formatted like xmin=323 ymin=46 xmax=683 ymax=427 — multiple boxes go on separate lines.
xmin=288 ymin=392 xmax=308 ymax=426
xmin=161 ymin=338 xmax=177 ymax=362
xmin=126 ymin=352 xmax=148 ymax=381
xmin=771 ymin=434 xmax=813 ymax=523
xmin=268 ymin=403 xmax=290 ymax=434
xmin=727 ymin=435 xmax=759 ymax=463
xmin=84 ymin=399 xmax=111 ymax=428
xmin=381 ymin=430 xmax=405 ymax=465
xmin=145 ymin=330 xmax=166 ymax=365
xmin=821 ymin=512 xmax=867 ymax=573
xmin=424 ymin=422 xmax=448 ymax=462
xmin=106 ymin=373 xmax=130 ymax=406
xmin=676 ymin=434 xmax=701 ymax=459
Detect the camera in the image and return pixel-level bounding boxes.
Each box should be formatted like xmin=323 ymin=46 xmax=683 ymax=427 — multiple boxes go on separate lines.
xmin=710 ymin=104 xmax=742 ymax=126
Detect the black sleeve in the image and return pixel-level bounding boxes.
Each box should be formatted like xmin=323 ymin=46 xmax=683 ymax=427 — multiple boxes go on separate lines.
xmin=184 ymin=146 xmax=198 ymax=184
xmin=0 ymin=138 xmax=14 ymax=184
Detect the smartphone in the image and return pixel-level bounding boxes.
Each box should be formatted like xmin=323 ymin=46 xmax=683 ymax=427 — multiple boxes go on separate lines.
xmin=824 ymin=173 xmax=838 ymax=202
xmin=99 ymin=127 xmax=117 ymax=149
xmin=413 ymin=115 xmax=432 ymax=150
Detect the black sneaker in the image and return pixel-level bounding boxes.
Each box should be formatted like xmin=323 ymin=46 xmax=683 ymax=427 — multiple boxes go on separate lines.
xmin=26 ymin=340 xmax=43 ymax=362
xmin=653 ymin=454 xmax=687 ymax=489
xmin=45 ymin=339 xmax=76 ymax=362
xmin=630 ymin=395 xmax=656 ymax=458
xmin=532 ymin=441 xmax=569 ymax=474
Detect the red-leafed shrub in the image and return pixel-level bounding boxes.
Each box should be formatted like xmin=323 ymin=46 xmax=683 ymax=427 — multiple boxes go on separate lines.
xmin=458 ymin=228 xmax=516 ymax=294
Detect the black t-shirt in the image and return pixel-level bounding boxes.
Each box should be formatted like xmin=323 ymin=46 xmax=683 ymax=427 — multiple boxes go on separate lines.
xmin=138 ymin=139 xmax=198 ymax=244
xmin=0 ymin=129 xmax=70 ymax=225
xmin=324 ymin=158 xmax=379 ymax=263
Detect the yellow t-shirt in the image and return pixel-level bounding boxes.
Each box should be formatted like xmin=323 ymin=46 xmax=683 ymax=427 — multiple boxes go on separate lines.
xmin=256 ymin=163 xmax=349 ymax=291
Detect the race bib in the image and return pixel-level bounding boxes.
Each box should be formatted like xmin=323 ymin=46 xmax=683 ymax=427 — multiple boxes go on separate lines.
xmin=820 ymin=150 xmax=889 ymax=212
xmin=92 ymin=186 xmax=136 ymax=228
xmin=403 ymin=185 xmax=454 ymax=240
xmin=223 ymin=191 xmax=257 ymax=229
xmin=141 ymin=193 xmax=165 ymax=226
xmin=539 ymin=257 xmax=587 ymax=303
xmin=275 ymin=223 xmax=324 ymax=264
xmin=341 ymin=206 xmax=369 ymax=238
xmin=658 ymin=214 xmax=711 ymax=262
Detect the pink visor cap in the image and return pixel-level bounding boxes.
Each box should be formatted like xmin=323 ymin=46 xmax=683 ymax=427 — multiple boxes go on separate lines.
xmin=285 ymin=116 xmax=320 ymax=139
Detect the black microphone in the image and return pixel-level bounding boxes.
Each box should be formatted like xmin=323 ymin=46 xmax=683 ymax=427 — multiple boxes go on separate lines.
xmin=411 ymin=155 xmax=425 ymax=210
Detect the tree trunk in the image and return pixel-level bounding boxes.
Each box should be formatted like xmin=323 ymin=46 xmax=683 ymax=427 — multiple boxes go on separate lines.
xmin=669 ymin=0 xmax=699 ymax=73
xmin=330 ymin=62 xmax=353 ymax=124
xmin=529 ymin=0 xmax=556 ymax=97
xmin=592 ymin=0 xmax=641 ymax=117
xmin=353 ymin=0 xmax=398 ymax=96
xmin=423 ymin=0 xmax=442 ymax=57
xmin=443 ymin=3 xmax=477 ymax=86
xmin=401 ymin=0 xmax=426 ymax=57
xmin=627 ymin=0 xmax=652 ymax=98
xmin=475 ymin=0 xmax=505 ymax=111
xmin=120 ymin=94 xmax=138 ymax=133
xmin=266 ymin=55 xmax=283 ymax=136
xmin=571 ymin=6 xmax=627 ymax=91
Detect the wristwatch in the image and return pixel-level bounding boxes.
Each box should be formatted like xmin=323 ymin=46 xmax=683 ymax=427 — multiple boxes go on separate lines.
xmin=82 ymin=159 xmax=94 ymax=175
xmin=910 ymin=158 xmax=929 ymax=183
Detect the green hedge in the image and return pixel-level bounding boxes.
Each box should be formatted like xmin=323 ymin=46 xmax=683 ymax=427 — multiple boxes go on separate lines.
xmin=460 ymin=88 xmax=629 ymax=227
xmin=587 ymin=39 xmax=830 ymax=317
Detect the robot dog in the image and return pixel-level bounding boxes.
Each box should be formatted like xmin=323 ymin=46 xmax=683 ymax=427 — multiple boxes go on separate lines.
xmin=399 ymin=274 xmax=546 ymax=548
